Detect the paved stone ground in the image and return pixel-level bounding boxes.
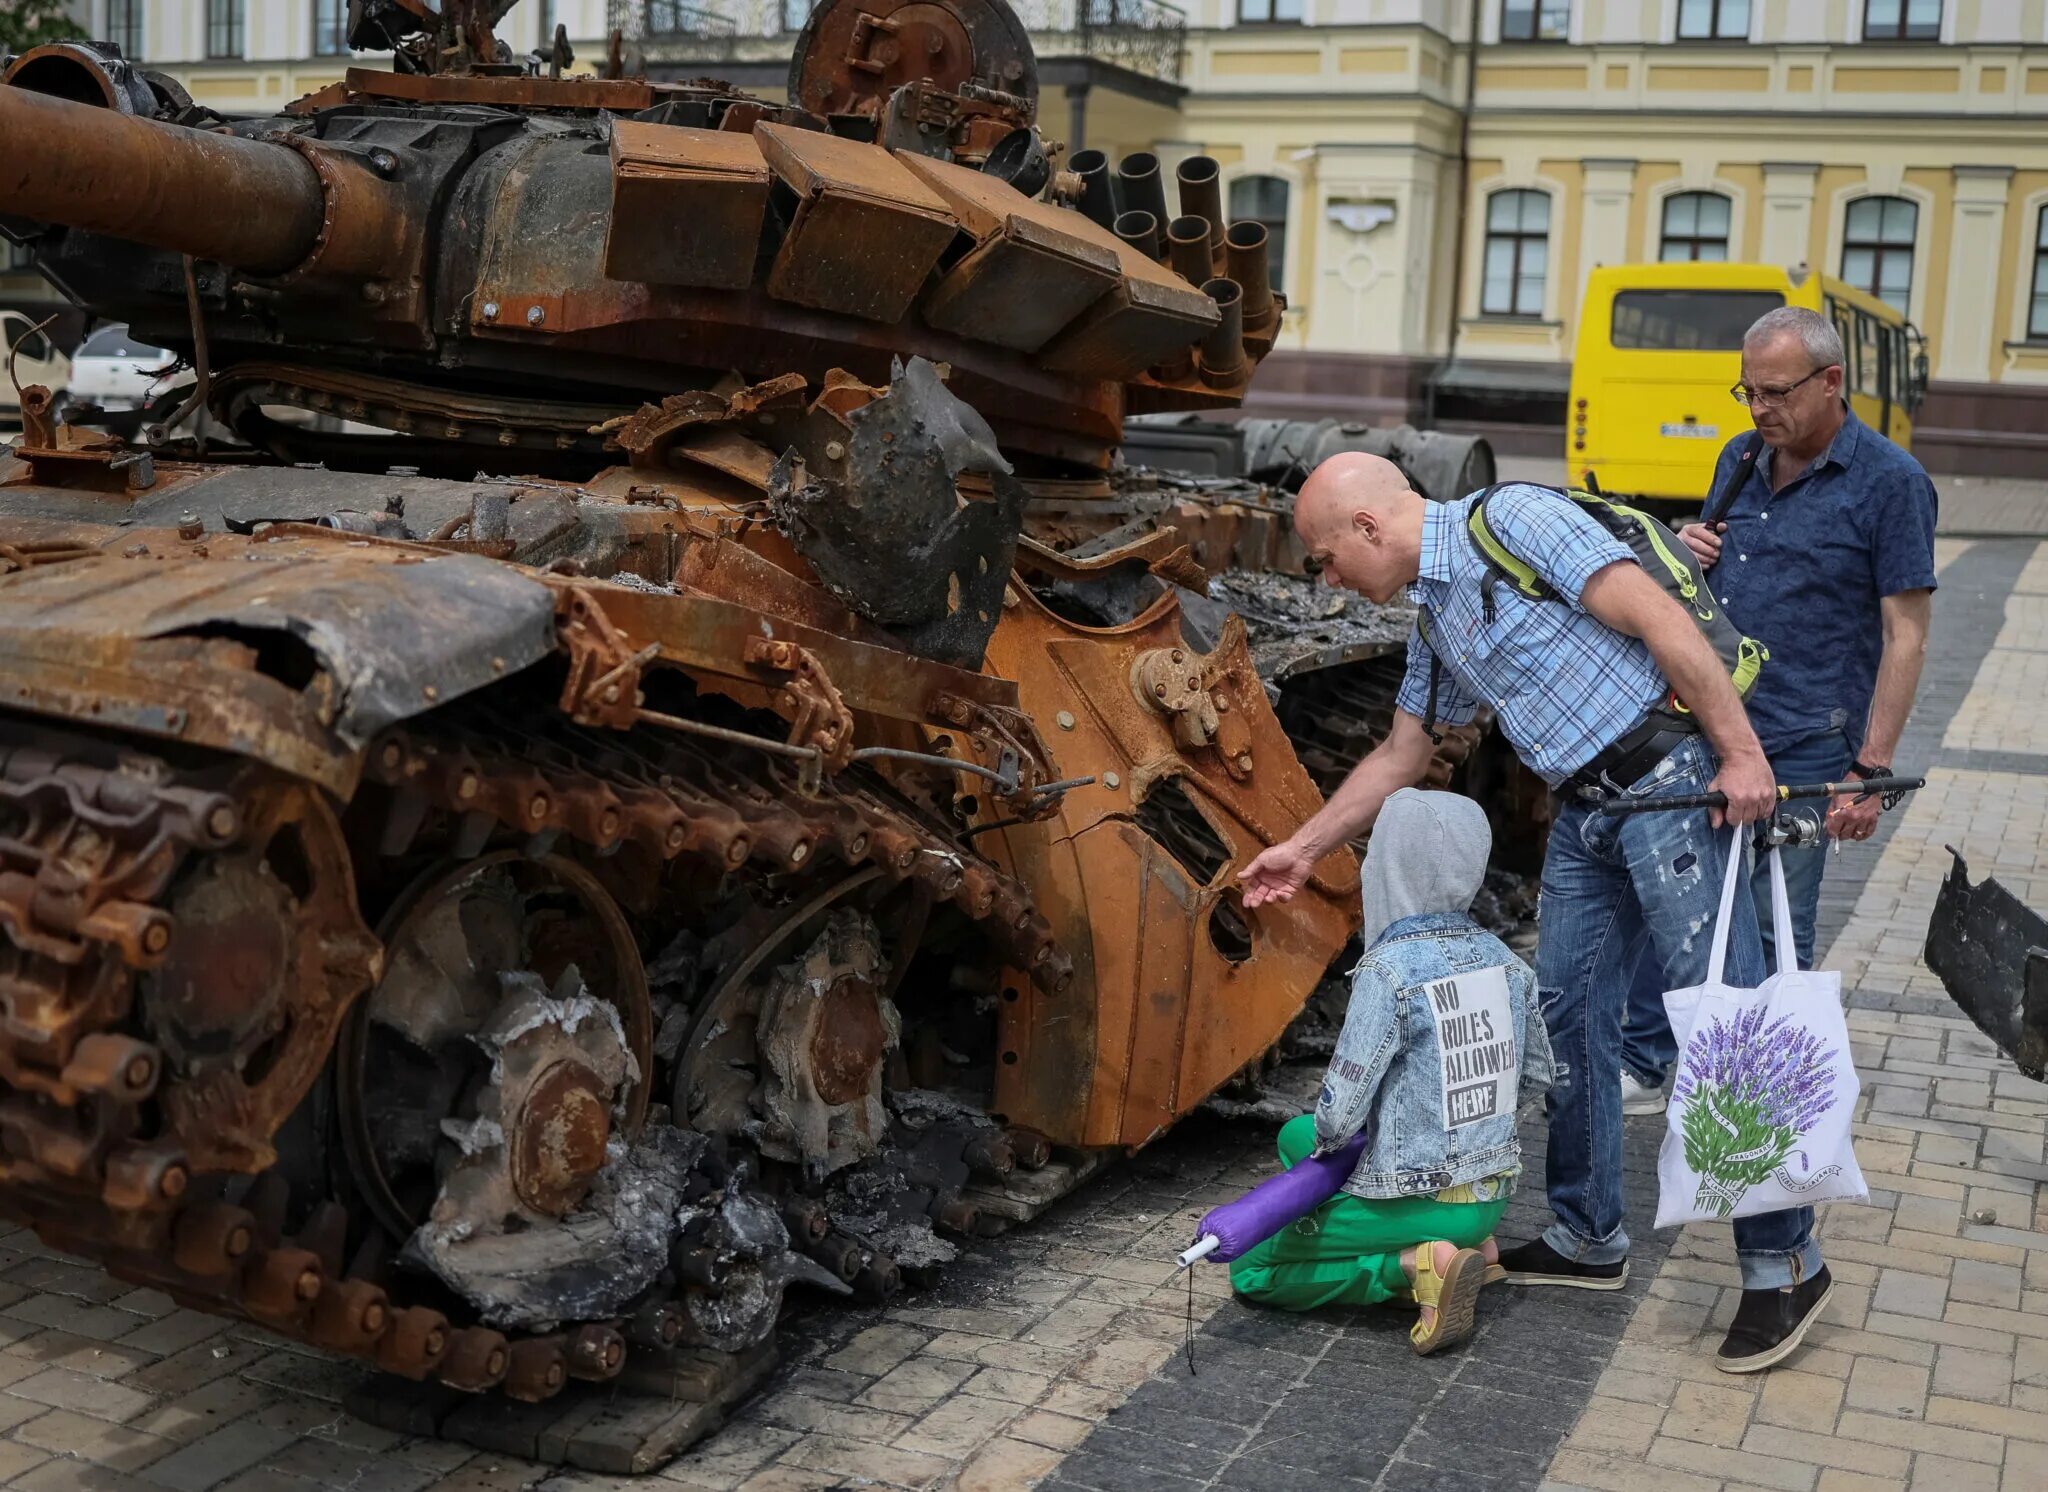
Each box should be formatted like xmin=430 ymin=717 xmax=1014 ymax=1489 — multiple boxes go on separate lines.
xmin=0 ymin=482 xmax=2043 ymax=1489
xmin=1552 ymin=532 xmax=2048 ymax=1492
xmin=1030 ymin=1107 xmax=1671 ymax=1492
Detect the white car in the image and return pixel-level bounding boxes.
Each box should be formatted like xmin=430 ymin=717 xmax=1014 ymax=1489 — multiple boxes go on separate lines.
xmin=60 ymin=323 xmax=186 ymax=434
xmin=0 ymin=310 xmax=70 ymax=423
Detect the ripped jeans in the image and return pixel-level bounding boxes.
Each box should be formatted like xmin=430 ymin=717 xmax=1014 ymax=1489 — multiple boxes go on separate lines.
xmin=1535 ymin=735 xmax=1822 ymax=1290
xmin=1620 ymin=725 xmax=1857 ymax=1087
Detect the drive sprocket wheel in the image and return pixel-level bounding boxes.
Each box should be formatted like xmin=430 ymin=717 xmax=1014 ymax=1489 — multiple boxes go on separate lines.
xmin=154 ymin=775 xmax=380 ymax=1176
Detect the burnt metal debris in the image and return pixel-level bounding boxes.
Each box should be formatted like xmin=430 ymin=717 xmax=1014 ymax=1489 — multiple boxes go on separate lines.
xmin=1924 ymin=850 xmax=2048 ymax=1081
xmin=0 ymin=0 xmax=1504 ymax=1470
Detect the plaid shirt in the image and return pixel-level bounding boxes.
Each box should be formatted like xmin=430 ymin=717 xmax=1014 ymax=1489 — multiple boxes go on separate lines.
xmin=1395 ymin=485 xmax=1669 ymax=785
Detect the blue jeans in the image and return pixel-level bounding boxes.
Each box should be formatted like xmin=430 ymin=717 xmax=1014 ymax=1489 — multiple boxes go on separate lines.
xmin=1620 ymin=727 xmax=1855 ymax=1085
xmin=1536 ymin=734 xmax=1821 ymax=1291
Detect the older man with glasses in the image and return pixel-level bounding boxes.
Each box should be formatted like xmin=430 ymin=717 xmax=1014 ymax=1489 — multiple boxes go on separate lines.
xmin=1616 ymin=308 xmax=1938 ymax=1168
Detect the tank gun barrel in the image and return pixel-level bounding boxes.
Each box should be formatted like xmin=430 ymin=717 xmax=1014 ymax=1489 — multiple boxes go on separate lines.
xmin=0 ymin=84 xmax=327 ymax=275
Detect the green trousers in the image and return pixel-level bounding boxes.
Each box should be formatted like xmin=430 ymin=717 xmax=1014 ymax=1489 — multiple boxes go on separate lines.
xmin=1228 ymin=1115 xmax=1510 ymax=1311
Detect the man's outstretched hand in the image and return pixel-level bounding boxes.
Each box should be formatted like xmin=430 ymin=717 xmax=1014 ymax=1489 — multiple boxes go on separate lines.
xmin=1240 ymin=839 xmax=1317 ymax=908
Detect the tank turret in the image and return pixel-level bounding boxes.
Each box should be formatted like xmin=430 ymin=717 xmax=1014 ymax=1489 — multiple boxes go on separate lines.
xmin=1 ymin=3 xmax=1284 ymax=478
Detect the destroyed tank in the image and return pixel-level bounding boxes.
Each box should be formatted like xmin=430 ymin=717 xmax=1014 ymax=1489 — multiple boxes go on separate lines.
xmin=0 ymin=0 xmax=1364 ymax=1466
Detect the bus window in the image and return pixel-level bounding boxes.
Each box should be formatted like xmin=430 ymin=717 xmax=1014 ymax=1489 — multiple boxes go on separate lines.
xmin=1876 ymin=320 xmax=1897 ymax=414
xmin=1826 ymin=295 xmax=1859 ymax=390
xmin=1609 ymin=289 xmax=1784 ymax=350
xmin=1854 ymin=310 xmax=1883 ymax=400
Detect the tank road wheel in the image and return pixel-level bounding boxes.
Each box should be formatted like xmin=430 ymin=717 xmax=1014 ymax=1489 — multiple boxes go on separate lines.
xmin=336 ymin=852 xmax=653 ymax=1244
xmin=673 ymin=868 xmax=1030 ymax=1283
xmin=676 ymin=868 xmax=931 ymax=1183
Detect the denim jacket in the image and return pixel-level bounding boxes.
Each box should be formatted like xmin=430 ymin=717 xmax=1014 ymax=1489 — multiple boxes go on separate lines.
xmin=1314 ymin=911 xmax=1555 ymax=1200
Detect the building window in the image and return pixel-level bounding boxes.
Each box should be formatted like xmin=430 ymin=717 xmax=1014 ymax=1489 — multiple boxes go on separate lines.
xmin=1228 ymin=175 xmax=1289 ymax=296
xmin=106 ymin=0 xmax=144 ymax=57
xmin=2029 ymin=208 xmax=2048 ymax=340
xmin=1500 ymin=1 xmax=1570 ymax=41
xmin=1238 ymin=0 xmax=1306 ymax=21
xmin=1864 ymin=0 xmax=1941 ymax=41
xmin=1481 ymin=189 xmax=1550 ymax=316
xmin=313 ymin=0 xmax=349 ymax=56
xmin=1677 ymin=0 xmax=1749 ymax=40
xmin=206 ymin=0 xmax=245 ymax=59
xmin=1660 ymin=192 xmax=1732 ymax=261
xmin=1841 ymin=196 xmax=1917 ymax=314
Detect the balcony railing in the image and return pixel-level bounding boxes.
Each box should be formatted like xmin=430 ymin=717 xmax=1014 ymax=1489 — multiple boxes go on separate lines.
xmin=605 ymin=0 xmax=1187 ymax=85
xmin=605 ymin=1 xmax=740 ymax=63
xmin=1013 ymin=1 xmax=1188 ymax=85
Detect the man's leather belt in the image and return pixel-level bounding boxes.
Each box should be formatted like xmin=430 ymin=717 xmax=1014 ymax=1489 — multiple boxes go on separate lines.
xmin=1566 ymin=709 xmax=1700 ymax=797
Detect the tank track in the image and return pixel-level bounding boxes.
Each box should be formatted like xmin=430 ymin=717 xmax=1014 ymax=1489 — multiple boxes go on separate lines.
xmin=0 ymin=699 xmax=1092 ymax=1433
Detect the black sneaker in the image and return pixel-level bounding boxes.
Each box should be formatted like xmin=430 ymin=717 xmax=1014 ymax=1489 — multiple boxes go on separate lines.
xmin=1716 ymin=1266 xmax=1834 ymax=1374
xmin=1494 ymin=1236 xmax=1629 ymax=1291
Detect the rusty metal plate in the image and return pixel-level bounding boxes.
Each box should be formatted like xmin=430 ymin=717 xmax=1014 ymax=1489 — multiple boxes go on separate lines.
xmin=664 ymin=427 xmax=785 ymax=493
xmin=1036 ymin=212 xmax=1220 ymax=382
xmin=0 ymin=537 xmax=557 ymax=747
xmin=754 ymin=123 xmax=958 ymax=324
xmin=890 ymin=151 xmax=1089 ymax=246
xmin=978 ymin=588 xmax=1357 ymax=1147
xmin=895 ymin=153 xmax=1121 ymax=354
xmin=341 ymin=66 xmax=659 ymax=111
xmin=605 ymin=123 xmax=771 ymax=291
xmin=675 ymin=533 xmax=894 ymax=647
xmin=557 ymin=577 xmax=1020 ymax=723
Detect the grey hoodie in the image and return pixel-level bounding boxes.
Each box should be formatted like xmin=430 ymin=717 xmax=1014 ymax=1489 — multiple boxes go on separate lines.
xmin=1360 ymin=788 xmax=1493 ymax=942
xmin=1314 ymin=788 xmax=1554 ymax=1193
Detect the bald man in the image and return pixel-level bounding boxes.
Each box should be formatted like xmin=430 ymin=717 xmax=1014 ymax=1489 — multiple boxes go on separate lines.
xmin=1241 ymin=454 xmax=1833 ymax=1375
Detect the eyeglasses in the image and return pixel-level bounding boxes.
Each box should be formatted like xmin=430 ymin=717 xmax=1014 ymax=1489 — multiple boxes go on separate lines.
xmin=1731 ymin=365 xmax=1832 ymax=407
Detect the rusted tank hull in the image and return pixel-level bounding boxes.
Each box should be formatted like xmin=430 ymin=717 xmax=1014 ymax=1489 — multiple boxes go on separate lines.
xmin=0 ymin=0 xmax=1364 ymax=1465
xmin=0 ymin=430 xmax=1355 ymax=1442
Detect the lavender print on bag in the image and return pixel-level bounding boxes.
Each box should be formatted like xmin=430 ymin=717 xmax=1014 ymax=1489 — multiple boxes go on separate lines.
xmin=1672 ymin=1003 xmax=1843 ymax=1218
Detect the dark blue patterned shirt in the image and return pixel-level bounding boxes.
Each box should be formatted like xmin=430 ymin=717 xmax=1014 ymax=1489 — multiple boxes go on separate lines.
xmin=1705 ymin=411 xmax=1938 ymax=756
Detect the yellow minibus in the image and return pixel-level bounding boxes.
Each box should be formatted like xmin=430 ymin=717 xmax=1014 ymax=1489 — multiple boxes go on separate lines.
xmin=1568 ymin=262 xmax=1926 ymax=519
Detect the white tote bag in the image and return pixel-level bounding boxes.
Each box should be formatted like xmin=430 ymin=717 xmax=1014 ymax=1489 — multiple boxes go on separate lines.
xmin=1654 ymin=834 xmax=1868 ymax=1229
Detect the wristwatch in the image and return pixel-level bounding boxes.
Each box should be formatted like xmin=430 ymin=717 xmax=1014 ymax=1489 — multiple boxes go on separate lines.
xmin=1846 ymin=761 xmax=1888 ymax=782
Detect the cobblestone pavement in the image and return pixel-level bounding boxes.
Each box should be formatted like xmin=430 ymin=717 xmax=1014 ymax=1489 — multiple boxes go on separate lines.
xmin=0 ymin=538 xmax=2044 ymax=1488
xmin=1552 ymin=533 xmax=2048 ymax=1492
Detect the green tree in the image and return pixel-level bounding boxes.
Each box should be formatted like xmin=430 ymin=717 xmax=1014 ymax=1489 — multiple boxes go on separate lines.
xmin=0 ymin=2 xmax=87 ymax=54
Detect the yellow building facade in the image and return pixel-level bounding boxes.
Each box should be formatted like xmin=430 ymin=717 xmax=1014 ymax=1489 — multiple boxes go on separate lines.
xmin=1141 ymin=1 xmax=2048 ymax=474
xmin=41 ymin=0 xmax=2048 ymax=471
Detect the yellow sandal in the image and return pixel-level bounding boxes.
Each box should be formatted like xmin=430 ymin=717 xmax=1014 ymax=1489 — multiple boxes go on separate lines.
xmin=1395 ymin=1262 xmax=1503 ymax=1302
xmin=1409 ymin=1242 xmax=1486 ymax=1356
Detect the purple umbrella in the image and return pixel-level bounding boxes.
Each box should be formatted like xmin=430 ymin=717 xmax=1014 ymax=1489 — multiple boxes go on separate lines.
xmin=1178 ymin=1133 xmax=1369 ymax=1267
